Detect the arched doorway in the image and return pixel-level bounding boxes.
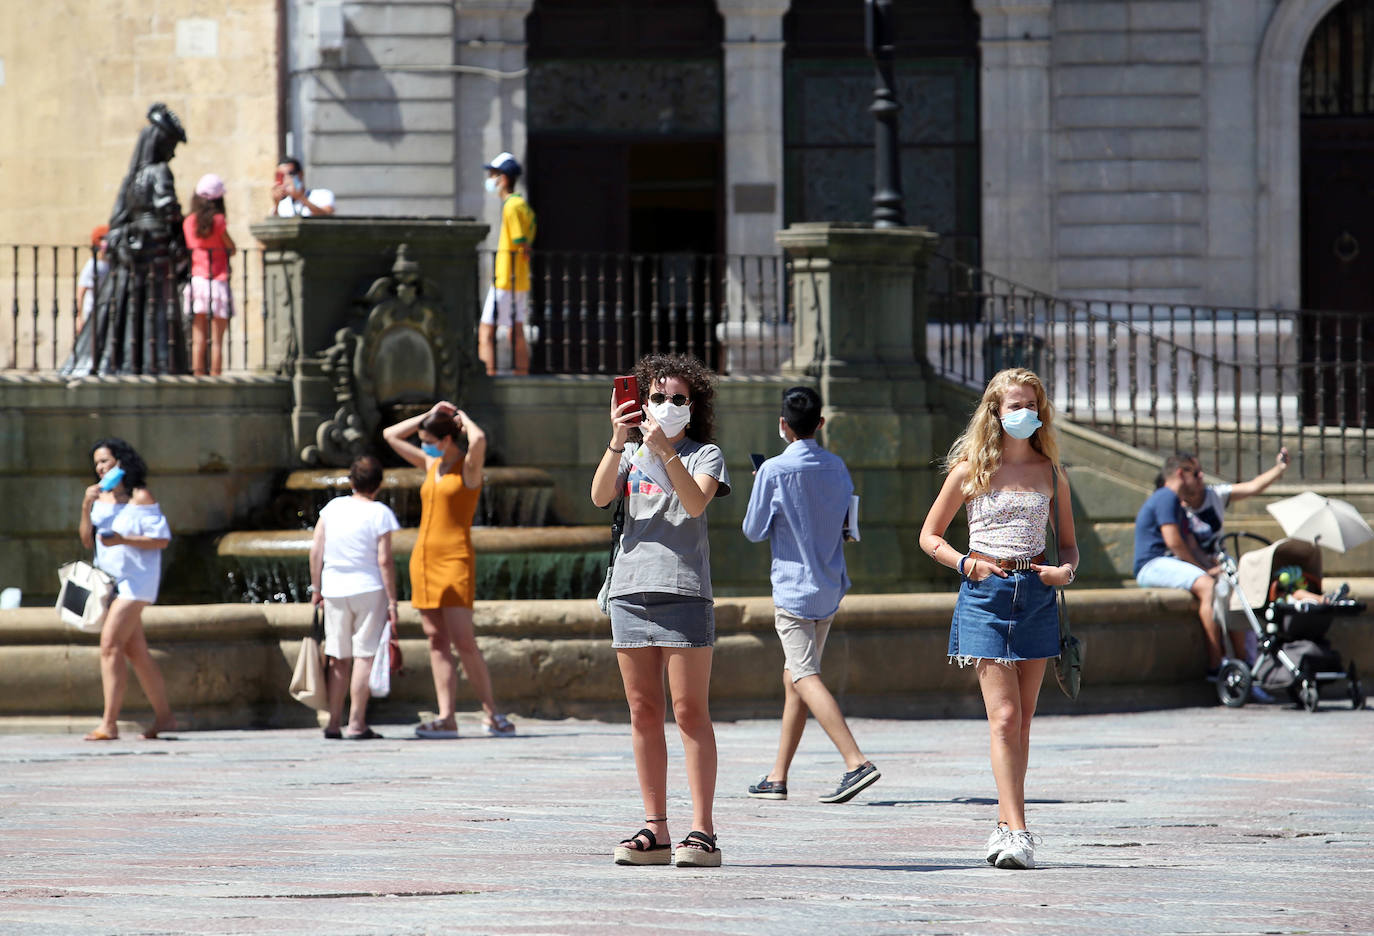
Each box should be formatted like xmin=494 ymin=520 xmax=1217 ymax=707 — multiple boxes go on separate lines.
xmin=1300 ymin=0 xmax=1374 ymax=313
xmin=1299 ymin=0 xmax=1374 ymax=424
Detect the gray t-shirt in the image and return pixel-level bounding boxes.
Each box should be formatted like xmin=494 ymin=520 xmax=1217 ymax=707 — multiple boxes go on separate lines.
xmin=609 ymin=437 xmax=731 ymax=601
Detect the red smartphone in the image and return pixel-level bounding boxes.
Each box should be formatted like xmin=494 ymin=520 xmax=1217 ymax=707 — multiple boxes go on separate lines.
xmin=274 ymin=169 xmax=284 ymax=187
xmin=613 ymin=374 xmax=641 ymax=423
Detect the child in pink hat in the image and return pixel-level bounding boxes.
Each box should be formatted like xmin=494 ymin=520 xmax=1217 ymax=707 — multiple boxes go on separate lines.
xmin=183 ymin=173 xmax=236 ymax=375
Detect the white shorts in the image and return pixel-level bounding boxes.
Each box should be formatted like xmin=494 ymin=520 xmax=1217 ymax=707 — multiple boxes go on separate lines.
xmin=184 ymin=277 xmax=234 ymax=319
xmin=775 ymin=608 xmax=834 ymax=682
xmin=322 ymin=589 xmax=388 ymax=659
xmin=481 ymin=287 xmax=528 ymax=327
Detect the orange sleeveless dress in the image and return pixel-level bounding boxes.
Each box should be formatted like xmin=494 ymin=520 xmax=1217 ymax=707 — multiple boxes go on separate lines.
xmin=409 ymin=460 xmax=482 ymax=609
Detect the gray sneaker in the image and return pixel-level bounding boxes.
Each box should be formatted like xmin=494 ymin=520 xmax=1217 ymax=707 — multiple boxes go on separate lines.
xmin=985 ymin=824 xmax=1011 ymax=865
xmin=995 ymin=830 xmax=1037 ymax=869
xmin=747 ymin=776 xmax=788 ymax=800
xmin=818 ymin=761 xmax=881 ymax=804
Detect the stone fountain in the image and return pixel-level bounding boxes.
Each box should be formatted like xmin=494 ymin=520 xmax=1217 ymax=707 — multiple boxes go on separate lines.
xmin=215 ymin=226 xmax=609 ymax=603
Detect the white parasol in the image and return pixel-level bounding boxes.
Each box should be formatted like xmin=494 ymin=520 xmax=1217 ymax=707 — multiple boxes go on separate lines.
xmin=1265 ymin=491 xmax=1374 ymax=553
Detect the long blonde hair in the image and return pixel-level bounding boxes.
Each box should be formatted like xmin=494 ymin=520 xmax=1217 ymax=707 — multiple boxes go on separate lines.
xmin=944 ymin=368 xmax=1061 ymax=497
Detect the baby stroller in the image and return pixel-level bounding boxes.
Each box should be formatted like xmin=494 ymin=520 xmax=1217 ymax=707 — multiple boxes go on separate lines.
xmin=1214 ymin=533 xmax=1366 ymax=711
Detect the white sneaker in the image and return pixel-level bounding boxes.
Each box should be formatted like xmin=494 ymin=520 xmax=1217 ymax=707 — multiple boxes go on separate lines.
xmin=985 ymin=824 xmax=1011 ymax=865
xmin=995 ymin=829 xmax=1037 ymax=869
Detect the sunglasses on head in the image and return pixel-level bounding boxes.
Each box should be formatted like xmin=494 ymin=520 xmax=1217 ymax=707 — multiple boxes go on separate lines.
xmin=648 ymin=392 xmax=689 ymax=407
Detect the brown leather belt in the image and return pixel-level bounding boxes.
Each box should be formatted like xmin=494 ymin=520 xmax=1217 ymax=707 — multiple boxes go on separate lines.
xmin=968 ymin=550 xmax=1045 ymax=571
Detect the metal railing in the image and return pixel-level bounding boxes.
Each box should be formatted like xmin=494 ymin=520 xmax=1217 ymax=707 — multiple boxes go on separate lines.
xmin=926 ymin=253 xmax=1373 ymax=484
xmin=0 ymin=245 xmax=270 ymax=374
xmin=477 ymin=250 xmax=791 ymax=375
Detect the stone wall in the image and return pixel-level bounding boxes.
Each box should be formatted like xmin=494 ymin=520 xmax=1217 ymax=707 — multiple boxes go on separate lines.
xmin=978 ymin=0 xmax=1300 ymax=308
xmin=0 ymin=0 xmax=279 ymax=249
xmin=286 ymin=0 xmax=461 ymax=217
xmin=0 ymin=375 xmax=294 ymax=603
xmin=12 ymin=587 xmax=1368 ymax=731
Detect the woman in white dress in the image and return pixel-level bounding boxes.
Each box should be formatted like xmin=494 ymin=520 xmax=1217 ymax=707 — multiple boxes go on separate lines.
xmin=79 ymin=438 xmax=175 ymax=740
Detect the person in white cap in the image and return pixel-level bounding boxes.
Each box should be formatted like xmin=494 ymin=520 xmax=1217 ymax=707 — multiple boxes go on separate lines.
xmin=480 ymin=152 xmax=536 ymax=376
xmin=182 ymin=173 xmax=236 ymax=376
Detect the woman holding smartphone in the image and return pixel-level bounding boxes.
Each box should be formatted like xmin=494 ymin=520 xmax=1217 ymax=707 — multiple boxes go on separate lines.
xmin=590 ymin=353 xmax=731 ymax=868
xmin=383 ymin=401 xmax=515 ymax=738
xmin=918 ymin=368 xmax=1078 ymax=870
xmin=79 ymin=438 xmax=176 ymax=741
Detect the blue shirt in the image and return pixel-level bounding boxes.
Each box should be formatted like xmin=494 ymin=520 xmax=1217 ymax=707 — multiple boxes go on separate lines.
xmin=1133 ymin=486 xmax=1187 ymax=575
xmin=741 ymin=438 xmax=852 ymax=618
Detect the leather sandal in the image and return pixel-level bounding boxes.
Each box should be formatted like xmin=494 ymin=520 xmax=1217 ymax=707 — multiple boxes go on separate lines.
xmin=674 ymin=830 xmax=721 ymax=868
xmin=614 ymin=827 xmax=672 ymax=866
xmin=415 ymin=718 xmax=458 ymax=739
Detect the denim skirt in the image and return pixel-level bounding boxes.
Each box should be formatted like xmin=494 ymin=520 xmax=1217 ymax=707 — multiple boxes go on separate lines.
xmin=610 ymin=592 xmax=715 ymax=649
xmin=948 ymin=571 xmax=1060 ymax=664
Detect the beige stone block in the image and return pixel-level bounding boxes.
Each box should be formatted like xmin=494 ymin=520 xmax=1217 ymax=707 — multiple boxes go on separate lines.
xmin=134 ymin=60 xmax=176 ymax=97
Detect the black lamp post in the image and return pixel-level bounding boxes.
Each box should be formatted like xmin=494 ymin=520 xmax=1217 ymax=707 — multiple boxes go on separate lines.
xmin=866 ymin=0 xmax=905 ymax=227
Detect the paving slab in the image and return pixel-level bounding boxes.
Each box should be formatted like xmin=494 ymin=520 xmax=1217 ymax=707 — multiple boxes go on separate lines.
xmin=0 ymin=705 xmax=1371 ymax=935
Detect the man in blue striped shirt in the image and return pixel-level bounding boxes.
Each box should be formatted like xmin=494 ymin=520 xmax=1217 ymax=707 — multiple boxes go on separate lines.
xmin=741 ymin=387 xmax=880 ymax=805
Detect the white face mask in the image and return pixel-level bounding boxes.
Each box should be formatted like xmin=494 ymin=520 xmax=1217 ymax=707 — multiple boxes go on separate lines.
xmin=779 ymin=423 xmax=790 ymax=443
xmin=484 ymin=177 xmax=499 ymax=193
xmin=648 ymin=399 xmax=690 ymax=438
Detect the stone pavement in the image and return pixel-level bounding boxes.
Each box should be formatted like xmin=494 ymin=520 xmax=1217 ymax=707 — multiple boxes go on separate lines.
xmin=1 ymin=704 xmax=1371 ymax=935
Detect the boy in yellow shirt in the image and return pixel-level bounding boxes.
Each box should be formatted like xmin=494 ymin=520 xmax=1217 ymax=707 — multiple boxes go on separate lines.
xmin=481 ymin=152 xmax=536 ymax=376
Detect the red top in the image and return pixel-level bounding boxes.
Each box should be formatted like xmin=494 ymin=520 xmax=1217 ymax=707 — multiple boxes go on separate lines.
xmin=183 ymin=214 xmax=230 ymax=281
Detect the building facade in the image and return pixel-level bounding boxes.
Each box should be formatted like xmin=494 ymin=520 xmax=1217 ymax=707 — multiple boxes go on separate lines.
xmin=3 ymin=0 xmax=1369 ymax=315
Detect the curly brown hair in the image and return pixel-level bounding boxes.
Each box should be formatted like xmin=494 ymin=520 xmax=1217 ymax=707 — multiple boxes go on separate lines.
xmin=629 ymin=352 xmax=717 ymax=444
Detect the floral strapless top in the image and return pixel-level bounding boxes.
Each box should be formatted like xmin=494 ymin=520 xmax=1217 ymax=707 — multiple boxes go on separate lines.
xmin=966 ymin=490 xmax=1050 ymax=559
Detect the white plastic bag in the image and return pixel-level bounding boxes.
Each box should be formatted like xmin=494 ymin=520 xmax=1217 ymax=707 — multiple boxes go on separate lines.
xmin=56 ymin=561 xmax=116 ymax=633
xmin=369 ymin=620 xmax=393 ymax=698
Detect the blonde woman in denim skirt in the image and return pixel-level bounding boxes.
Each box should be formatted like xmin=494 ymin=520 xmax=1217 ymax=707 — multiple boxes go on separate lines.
xmin=919 ymin=368 xmax=1079 ymax=870
xmin=590 ymin=353 xmax=730 ymax=868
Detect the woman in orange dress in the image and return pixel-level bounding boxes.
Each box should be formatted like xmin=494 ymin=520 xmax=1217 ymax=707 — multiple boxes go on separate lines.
xmin=383 ymin=401 xmax=515 ymax=738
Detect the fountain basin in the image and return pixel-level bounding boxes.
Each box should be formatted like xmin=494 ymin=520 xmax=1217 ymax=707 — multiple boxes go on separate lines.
xmin=218 ymin=525 xmax=610 ymax=603
xmin=265 ymin=466 xmax=556 ymax=529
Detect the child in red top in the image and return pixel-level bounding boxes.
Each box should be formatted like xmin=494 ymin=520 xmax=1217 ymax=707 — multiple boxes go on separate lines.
xmin=182 ymin=174 xmax=236 ymax=375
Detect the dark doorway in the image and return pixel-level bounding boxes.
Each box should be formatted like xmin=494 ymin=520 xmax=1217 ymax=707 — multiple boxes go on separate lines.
xmin=522 ymin=0 xmax=725 ymax=373
xmin=1299 ymin=0 xmax=1374 ymax=425
xmin=527 ymin=139 xmax=722 ymax=257
xmin=525 ymin=0 xmax=724 ymax=257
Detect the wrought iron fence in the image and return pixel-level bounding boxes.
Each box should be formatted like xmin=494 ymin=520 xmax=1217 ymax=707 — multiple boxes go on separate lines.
xmin=0 ymin=245 xmax=270 ymax=374
xmin=477 ymin=250 xmax=791 ymax=375
xmin=926 ymin=253 xmax=1372 ymax=484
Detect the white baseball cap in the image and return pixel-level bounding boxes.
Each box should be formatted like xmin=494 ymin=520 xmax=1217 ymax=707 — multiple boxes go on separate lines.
xmin=483 ymin=152 xmax=521 ymax=177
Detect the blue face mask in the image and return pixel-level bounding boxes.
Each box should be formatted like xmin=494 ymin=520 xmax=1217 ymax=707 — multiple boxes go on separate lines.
xmin=1001 ymin=408 xmax=1042 ymax=440
xmin=98 ymin=466 xmax=125 ymax=492
xmin=421 ymin=442 xmax=443 ymax=458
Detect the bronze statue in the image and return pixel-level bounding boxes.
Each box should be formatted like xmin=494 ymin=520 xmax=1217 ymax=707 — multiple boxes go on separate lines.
xmin=62 ymin=103 xmax=190 ymax=376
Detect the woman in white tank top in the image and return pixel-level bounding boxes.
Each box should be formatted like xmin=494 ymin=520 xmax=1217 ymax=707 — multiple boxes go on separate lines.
xmin=920 ymin=369 xmax=1079 ymax=871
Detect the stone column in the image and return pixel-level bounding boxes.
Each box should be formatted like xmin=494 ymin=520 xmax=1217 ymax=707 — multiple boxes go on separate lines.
xmin=715 ymin=1 xmax=789 ymax=372
xmin=454 ymin=0 xmax=535 ymax=248
xmin=718 ymin=0 xmax=789 ymax=258
xmin=776 ymin=222 xmax=941 ymax=589
xmin=973 ymin=0 xmax=1054 ymax=290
